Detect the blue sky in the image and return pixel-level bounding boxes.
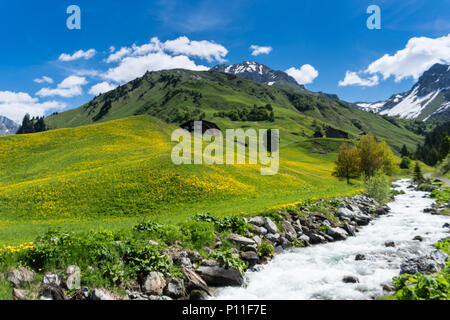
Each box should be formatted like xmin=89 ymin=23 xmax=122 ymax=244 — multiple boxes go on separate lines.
xmin=0 ymin=0 xmax=449 ymax=122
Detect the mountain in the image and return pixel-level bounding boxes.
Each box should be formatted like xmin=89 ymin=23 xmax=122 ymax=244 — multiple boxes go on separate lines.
xmin=355 ymin=63 xmax=450 ymax=121
xmin=44 ymin=68 xmax=424 ymax=154
xmin=212 ymin=61 xmax=305 ymax=89
xmin=212 ymin=61 xmax=342 ymax=101
xmin=0 ymin=116 xmax=19 ymax=136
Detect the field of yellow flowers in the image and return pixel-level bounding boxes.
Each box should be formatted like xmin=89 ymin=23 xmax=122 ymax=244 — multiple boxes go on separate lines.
xmin=0 ymin=115 xmax=360 ymax=245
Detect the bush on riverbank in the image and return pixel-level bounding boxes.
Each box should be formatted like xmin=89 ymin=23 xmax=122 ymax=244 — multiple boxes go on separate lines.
xmin=390 ymin=238 xmax=450 ymax=300
xmin=364 ymin=173 xmax=391 ymax=204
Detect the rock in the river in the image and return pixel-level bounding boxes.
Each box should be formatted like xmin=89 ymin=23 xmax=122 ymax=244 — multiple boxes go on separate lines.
xmin=142 ymin=271 xmax=166 ymax=296
xmin=298 ymin=234 xmax=310 ymax=245
xmin=385 ymin=241 xmax=396 ymax=248
xmin=326 ymin=227 xmax=348 ymax=241
xmin=182 ymin=267 xmax=213 ymax=296
xmin=400 ymin=250 xmax=448 ymax=275
xmin=413 ymin=236 xmax=424 ymax=242
xmin=382 ymin=284 xmax=395 ymax=292
xmin=279 ymin=236 xmax=293 ymax=249
xmin=443 ymin=223 xmax=450 ymax=229
xmin=227 ymin=233 xmax=256 ymax=246
xmin=7 ymin=267 xmax=34 ymax=288
xmin=66 ymin=265 xmax=81 ymax=290
xmin=165 ymin=278 xmax=185 ymax=299
xmin=274 ymin=246 xmax=284 ymax=254
xmin=240 ymin=251 xmax=259 ymax=266
xmin=263 ymin=217 xmax=279 ymax=234
xmin=309 ymin=233 xmax=326 ymax=244
xmin=343 ymin=222 xmax=356 ymax=237
xmin=375 ymin=208 xmax=388 ymax=216
xmin=354 ymin=214 xmax=371 ymax=226
xmin=196 ymin=266 xmax=244 ymax=287
xmin=342 ymin=275 xmax=359 ymax=283
xmin=355 ymin=254 xmax=366 ymax=261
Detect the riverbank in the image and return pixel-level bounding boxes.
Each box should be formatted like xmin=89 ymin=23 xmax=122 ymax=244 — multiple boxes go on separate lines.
xmin=214 ymin=179 xmax=450 ymax=300
xmin=2 ymin=179 xmax=448 ymax=300
xmin=0 ymin=185 xmax=386 ymax=300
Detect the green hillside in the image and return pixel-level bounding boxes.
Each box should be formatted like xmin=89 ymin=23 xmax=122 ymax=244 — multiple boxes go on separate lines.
xmin=45 ymin=69 xmax=424 ymax=154
xmin=1 ymin=69 xmax=427 ymax=246
xmin=0 ymin=115 xmax=363 ymax=245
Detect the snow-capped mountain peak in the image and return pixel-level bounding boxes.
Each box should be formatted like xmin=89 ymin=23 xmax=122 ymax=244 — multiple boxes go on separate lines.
xmin=354 ymin=63 xmax=450 ymax=121
xmin=212 ymin=61 xmax=304 ymax=88
xmin=0 ymin=116 xmax=19 ymax=136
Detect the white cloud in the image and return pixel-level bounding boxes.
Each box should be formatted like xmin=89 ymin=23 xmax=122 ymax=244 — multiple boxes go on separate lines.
xmin=72 ymin=69 xmax=101 ymax=77
xmin=103 ymin=51 xmax=208 ymax=83
xmin=286 ymin=64 xmax=319 ymax=85
xmin=162 ymin=36 xmax=228 ymax=62
xmin=366 ymin=34 xmax=450 ymax=82
xmin=88 ymin=82 xmax=118 ymax=95
xmin=250 ymin=45 xmax=273 ymax=56
xmin=36 ymin=76 xmax=88 ymax=98
xmin=106 ymin=47 xmax=133 ymax=63
xmin=34 ymin=76 xmax=54 ymax=84
xmin=0 ymin=91 xmax=66 ymax=123
xmin=105 ymin=36 xmax=228 ymax=65
xmin=59 ymin=49 xmax=97 ymax=62
xmin=339 ymin=34 xmax=450 ymax=86
xmin=338 ymin=71 xmax=379 ymax=87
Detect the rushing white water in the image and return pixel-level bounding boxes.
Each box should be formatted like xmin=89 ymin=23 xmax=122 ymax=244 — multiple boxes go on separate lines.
xmin=215 ymin=179 xmax=450 ymax=300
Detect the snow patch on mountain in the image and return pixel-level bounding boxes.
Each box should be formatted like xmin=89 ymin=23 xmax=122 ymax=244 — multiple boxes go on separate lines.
xmin=212 ymin=61 xmax=303 ymax=88
xmin=0 ymin=115 xmax=19 ymax=136
xmin=354 ymin=63 xmax=450 ymax=121
xmin=380 ymin=87 xmax=441 ymax=119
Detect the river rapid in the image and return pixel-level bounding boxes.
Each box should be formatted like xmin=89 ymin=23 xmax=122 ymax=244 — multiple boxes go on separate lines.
xmin=215 ymin=179 xmax=450 ymax=300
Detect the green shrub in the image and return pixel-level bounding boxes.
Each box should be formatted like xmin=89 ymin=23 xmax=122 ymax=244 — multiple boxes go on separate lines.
xmin=390 ymin=189 xmax=405 ymax=196
xmin=417 ymin=184 xmax=437 ymax=192
xmin=257 ymin=242 xmax=274 ymax=258
xmin=123 ymin=240 xmax=171 ymax=276
xmin=291 ymin=239 xmax=306 ymax=248
xmin=435 ymin=238 xmax=450 ymax=255
xmin=431 ymin=188 xmax=450 ymax=203
xmin=192 ymin=213 xmax=249 ymax=235
xmin=158 ymin=225 xmax=185 ymax=245
xmin=209 ymin=248 xmax=247 ymax=275
xmin=399 ymin=156 xmax=411 ymax=169
xmin=133 ymin=220 xmax=162 ymax=234
xmin=181 ymin=221 xmax=216 ymax=249
xmin=0 ymin=278 xmax=13 ymax=300
xmin=364 ymin=172 xmax=391 ymax=204
xmin=392 ymin=273 xmax=449 ymax=300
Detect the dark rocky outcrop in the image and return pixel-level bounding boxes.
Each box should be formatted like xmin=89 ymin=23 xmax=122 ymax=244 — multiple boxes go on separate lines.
xmin=196 ymin=266 xmax=244 ymax=287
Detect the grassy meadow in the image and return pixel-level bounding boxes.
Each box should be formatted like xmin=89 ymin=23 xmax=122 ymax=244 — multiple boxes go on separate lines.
xmin=0 ymin=115 xmax=363 ymax=246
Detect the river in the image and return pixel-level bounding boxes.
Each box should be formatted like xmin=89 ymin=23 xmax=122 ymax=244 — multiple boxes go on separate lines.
xmin=214 ymin=179 xmax=450 ymax=300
